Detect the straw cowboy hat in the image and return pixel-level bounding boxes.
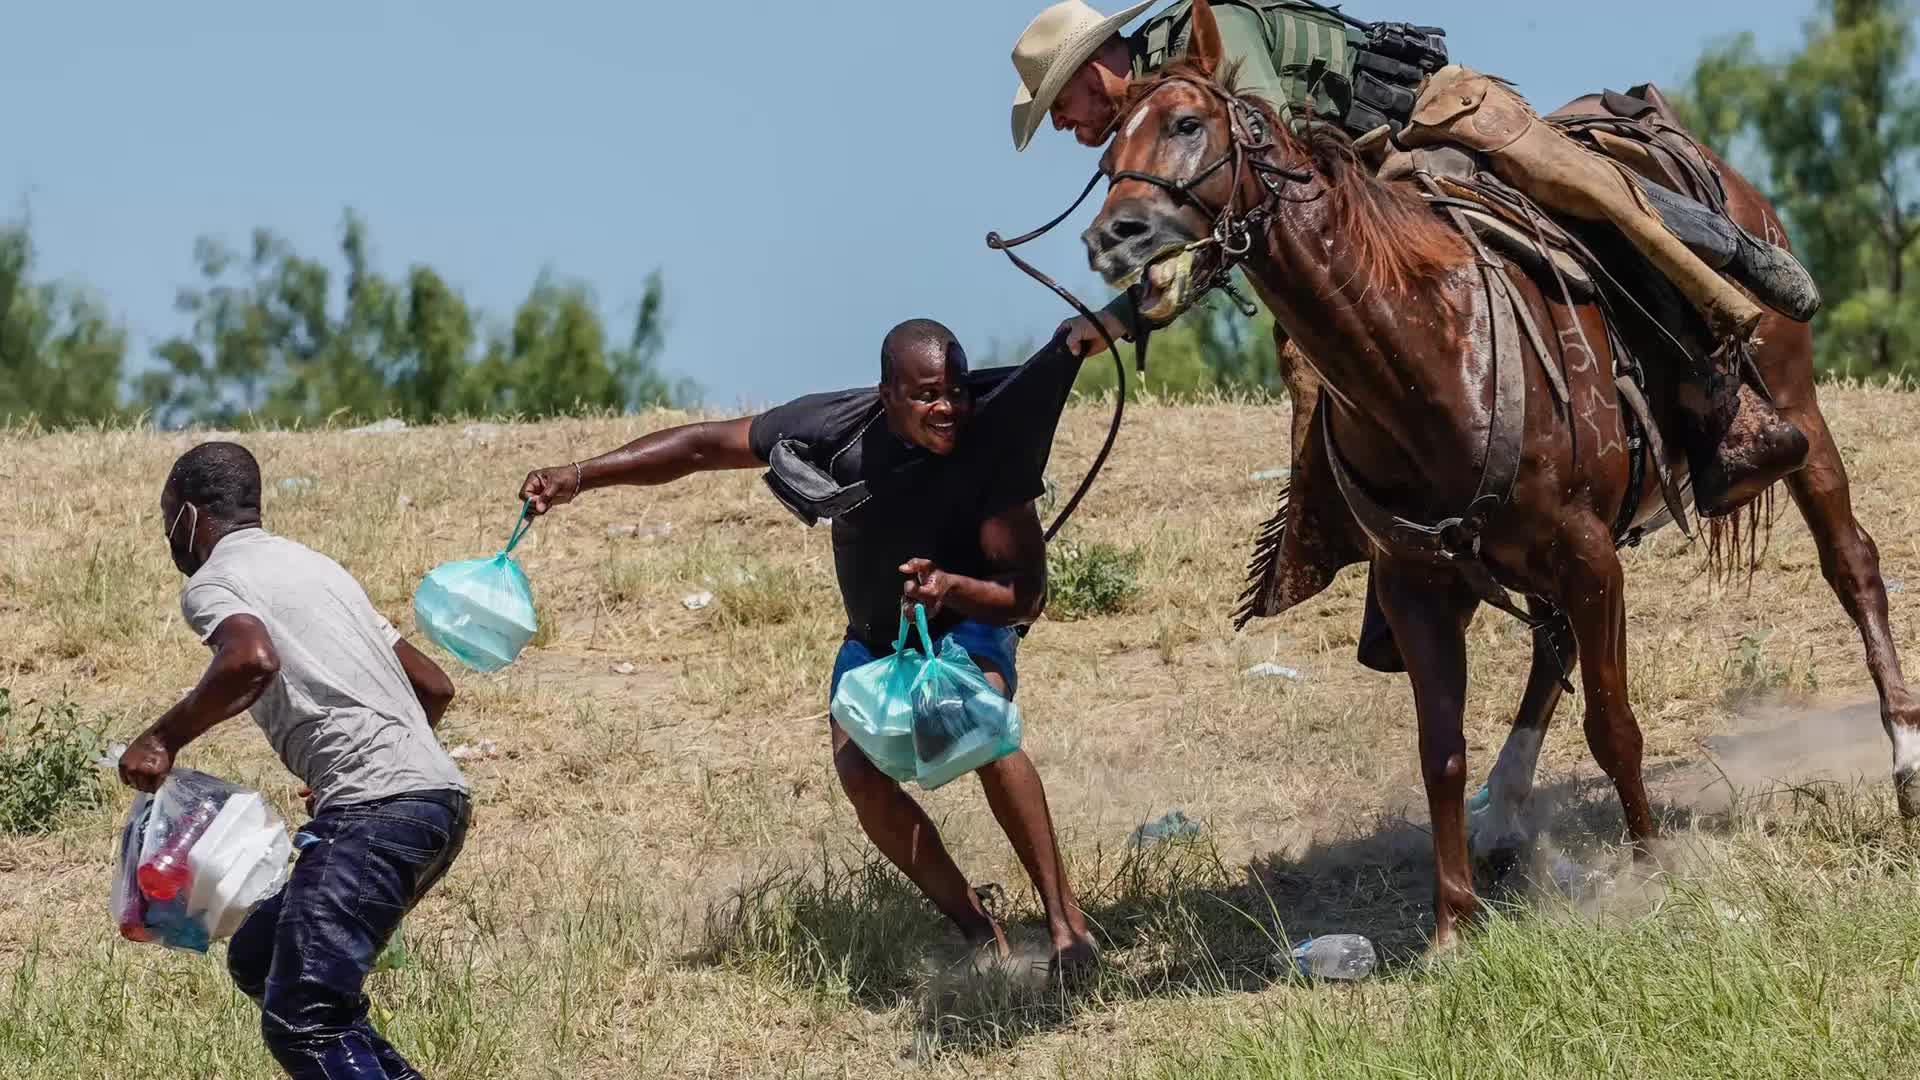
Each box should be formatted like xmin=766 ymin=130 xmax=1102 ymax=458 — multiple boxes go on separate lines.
xmin=1010 ymin=0 xmax=1154 ymax=151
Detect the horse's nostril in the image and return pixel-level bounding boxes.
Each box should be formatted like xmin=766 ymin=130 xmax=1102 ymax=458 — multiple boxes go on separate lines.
xmin=1107 ymin=217 xmax=1152 ymax=241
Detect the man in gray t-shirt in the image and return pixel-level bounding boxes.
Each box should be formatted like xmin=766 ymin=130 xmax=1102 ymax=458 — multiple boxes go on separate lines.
xmin=179 ymin=528 xmax=466 ymax=811
xmin=119 ymin=441 xmax=468 ymax=1080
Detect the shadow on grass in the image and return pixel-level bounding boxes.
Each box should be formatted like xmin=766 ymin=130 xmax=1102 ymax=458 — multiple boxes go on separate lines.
xmin=685 ymin=764 xmax=1797 ymax=1060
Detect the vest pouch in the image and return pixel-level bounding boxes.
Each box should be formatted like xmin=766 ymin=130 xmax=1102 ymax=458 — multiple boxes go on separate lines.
xmin=1352 ymin=48 xmax=1423 ymax=86
xmin=1345 ymin=101 xmax=1395 ymax=138
xmin=1362 ymin=21 xmax=1449 ymax=75
xmin=1352 ymin=70 xmax=1417 ymax=125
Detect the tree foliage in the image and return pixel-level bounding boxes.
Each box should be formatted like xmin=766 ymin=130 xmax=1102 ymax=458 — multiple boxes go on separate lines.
xmin=0 ymin=220 xmax=128 ymax=427
xmin=1683 ymin=0 xmax=1920 ymax=373
xmin=136 ymin=211 xmax=695 ymax=427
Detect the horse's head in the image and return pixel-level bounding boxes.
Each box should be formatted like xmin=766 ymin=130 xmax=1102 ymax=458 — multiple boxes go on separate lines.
xmin=1082 ymin=0 xmax=1258 ymax=324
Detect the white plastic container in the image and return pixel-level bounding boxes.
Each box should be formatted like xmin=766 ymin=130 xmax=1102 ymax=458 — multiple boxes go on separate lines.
xmin=185 ymin=792 xmax=293 ymax=940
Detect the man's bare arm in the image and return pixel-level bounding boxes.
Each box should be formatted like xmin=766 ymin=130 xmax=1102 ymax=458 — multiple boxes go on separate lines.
xmin=393 ymin=638 xmax=455 ymax=728
xmin=900 ymin=502 xmax=1047 ymax=625
xmin=520 ymin=416 xmax=761 ymax=513
xmin=118 ymin=615 xmax=280 ymax=792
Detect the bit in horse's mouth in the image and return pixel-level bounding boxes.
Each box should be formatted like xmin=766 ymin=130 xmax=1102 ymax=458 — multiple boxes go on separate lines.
xmin=1112 ymin=245 xmax=1202 ymax=324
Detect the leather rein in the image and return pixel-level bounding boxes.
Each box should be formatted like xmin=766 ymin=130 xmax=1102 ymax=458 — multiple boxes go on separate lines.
xmin=983 ymin=75 xmax=1320 ymax=541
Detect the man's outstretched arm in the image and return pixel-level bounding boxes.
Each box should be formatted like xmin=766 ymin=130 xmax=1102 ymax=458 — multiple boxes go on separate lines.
xmin=520 ymin=416 xmax=761 ymax=513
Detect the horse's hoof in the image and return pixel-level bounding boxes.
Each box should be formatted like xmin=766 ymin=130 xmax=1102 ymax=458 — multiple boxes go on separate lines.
xmin=1418 ymin=932 xmax=1466 ymax=972
xmin=1474 ymin=844 xmax=1528 ymax=884
xmin=1896 ymin=768 xmax=1920 ymax=819
xmin=1468 ymin=787 xmax=1536 ymax=878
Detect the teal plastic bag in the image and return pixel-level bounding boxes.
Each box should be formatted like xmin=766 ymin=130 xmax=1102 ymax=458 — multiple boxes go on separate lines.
xmin=911 ymin=630 xmax=1022 ymax=790
xmin=828 ymin=605 xmax=932 ymax=783
xmin=413 ymin=504 xmax=538 ymax=673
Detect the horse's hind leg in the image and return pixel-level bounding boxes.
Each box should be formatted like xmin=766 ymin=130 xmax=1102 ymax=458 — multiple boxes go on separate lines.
xmin=1374 ymin=559 xmax=1481 ymax=949
xmin=1779 ymin=400 xmax=1920 ymax=814
xmin=1559 ymin=517 xmax=1658 ymax=848
xmin=1470 ymin=608 xmax=1575 ymax=876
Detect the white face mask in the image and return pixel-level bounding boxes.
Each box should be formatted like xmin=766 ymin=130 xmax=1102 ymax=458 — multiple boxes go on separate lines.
xmin=167 ymin=500 xmax=199 ymax=547
xmin=166 ymin=499 xmax=203 ymax=574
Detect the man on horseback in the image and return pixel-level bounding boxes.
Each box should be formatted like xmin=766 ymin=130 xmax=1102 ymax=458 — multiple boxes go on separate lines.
xmin=1013 ymin=0 xmax=1822 ymax=517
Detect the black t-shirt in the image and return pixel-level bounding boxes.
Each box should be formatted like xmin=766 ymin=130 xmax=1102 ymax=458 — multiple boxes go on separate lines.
xmin=747 ymin=342 xmax=1079 ymax=650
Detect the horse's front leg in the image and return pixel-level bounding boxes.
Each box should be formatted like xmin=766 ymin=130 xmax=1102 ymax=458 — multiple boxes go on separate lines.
xmin=1470 ymin=603 xmax=1574 ymax=877
xmin=1556 ymin=515 xmax=1657 ymax=849
xmin=1374 ymin=558 xmax=1482 ymax=950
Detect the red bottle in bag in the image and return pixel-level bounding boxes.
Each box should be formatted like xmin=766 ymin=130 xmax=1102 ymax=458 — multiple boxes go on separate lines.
xmin=136 ymin=798 xmax=219 ymax=901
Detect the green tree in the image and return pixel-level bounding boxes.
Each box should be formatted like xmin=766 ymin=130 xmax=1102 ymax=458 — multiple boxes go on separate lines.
xmin=0 ymin=220 xmax=128 ymax=426
xmin=139 ymin=210 xmax=695 ymax=426
xmin=1683 ymin=0 xmax=1920 ymax=373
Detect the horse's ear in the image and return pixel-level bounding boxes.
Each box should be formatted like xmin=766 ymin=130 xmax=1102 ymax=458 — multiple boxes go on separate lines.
xmin=1187 ymin=0 xmax=1224 ymax=78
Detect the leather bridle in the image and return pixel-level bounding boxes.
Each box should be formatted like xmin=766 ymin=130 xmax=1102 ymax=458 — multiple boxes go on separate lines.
xmin=981 ymin=73 xmax=1323 ymax=538
xmin=1102 ymin=74 xmax=1323 ymax=306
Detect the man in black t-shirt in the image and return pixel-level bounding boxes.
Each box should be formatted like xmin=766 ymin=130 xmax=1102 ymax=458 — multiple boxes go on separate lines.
xmin=518 ymin=317 xmax=1100 ymax=973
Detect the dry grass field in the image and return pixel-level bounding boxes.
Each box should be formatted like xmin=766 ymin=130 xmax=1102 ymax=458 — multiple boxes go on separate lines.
xmin=5 ymin=386 xmax=1920 ymax=1078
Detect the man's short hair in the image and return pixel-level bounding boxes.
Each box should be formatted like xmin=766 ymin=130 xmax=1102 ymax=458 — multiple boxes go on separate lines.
xmin=879 ymin=318 xmax=967 ymax=385
xmin=167 ymin=441 xmax=263 ymax=522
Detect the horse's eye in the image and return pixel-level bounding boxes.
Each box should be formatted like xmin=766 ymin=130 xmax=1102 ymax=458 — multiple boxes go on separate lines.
xmin=1176 ymin=117 xmax=1204 ymax=137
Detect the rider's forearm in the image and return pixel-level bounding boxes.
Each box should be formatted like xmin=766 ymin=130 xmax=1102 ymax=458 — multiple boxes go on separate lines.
xmin=577 ymin=420 xmax=758 ymax=491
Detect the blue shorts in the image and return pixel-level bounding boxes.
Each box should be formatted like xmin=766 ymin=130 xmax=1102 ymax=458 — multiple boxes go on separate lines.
xmin=829 ymin=620 xmax=1021 ymax=702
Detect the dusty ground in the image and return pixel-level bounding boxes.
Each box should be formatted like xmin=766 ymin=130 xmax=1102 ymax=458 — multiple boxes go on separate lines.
xmin=3 ymin=387 xmax=1918 ymax=1077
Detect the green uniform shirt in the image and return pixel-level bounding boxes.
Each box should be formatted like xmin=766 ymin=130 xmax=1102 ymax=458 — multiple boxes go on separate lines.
xmin=1127 ymin=1 xmax=1355 ymax=126
xmin=1101 ymin=3 xmax=1358 ymax=326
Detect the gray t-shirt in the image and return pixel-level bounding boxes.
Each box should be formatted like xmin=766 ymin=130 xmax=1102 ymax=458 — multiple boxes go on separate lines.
xmin=180 ymin=528 xmax=467 ymax=811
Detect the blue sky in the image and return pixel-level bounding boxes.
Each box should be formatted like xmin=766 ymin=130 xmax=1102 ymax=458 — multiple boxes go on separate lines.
xmin=7 ymin=1 xmax=1813 ymax=411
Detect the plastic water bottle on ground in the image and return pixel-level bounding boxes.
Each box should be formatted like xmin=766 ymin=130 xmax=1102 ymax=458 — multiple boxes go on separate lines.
xmin=1289 ymin=934 xmax=1377 ymax=980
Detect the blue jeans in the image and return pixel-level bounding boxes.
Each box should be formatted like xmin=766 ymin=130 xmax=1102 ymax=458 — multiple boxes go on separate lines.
xmin=228 ymin=789 xmax=471 ymax=1080
xmin=830 ymin=619 xmax=1021 ymax=700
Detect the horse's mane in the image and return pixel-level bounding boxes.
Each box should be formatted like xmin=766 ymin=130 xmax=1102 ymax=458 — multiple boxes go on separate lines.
xmin=1118 ymin=60 xmax=1468 ymax=296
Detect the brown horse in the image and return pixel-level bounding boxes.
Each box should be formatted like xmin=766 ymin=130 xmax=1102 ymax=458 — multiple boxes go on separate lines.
xmin=1082 ymin=0 xmax=1920 ymax=949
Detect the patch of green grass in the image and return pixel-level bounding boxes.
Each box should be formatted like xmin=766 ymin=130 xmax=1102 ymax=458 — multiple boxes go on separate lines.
xmin=701 ymin=849 xmax=948 ymax=1005
xmin=1046 ymin=540 xmax=1144 ymax=620
xmin=1153 ymin=793 xmax=1920 ymax=1080
xmin=1723 ymin=629 xmax=1819 ymax=702
xmin=0 ymin=689 xmax=107 ymax=835
xmin=710 ymin=559 xmax=823 ymax=630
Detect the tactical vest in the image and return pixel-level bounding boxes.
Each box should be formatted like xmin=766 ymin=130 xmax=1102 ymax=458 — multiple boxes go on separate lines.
xmin=1136 ymin=0 xmax=1443 ymax=137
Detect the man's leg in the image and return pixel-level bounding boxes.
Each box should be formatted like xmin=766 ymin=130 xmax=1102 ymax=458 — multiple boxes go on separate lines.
xmin=258 ymin=797 xmax=463 ymax=1080
xmin=226 ymin=886 xmax=284 ymax=1003
xmin=229 ymin=836 xmax=417 ymax=1078
xmin=958 ymin=626 xmax=1095 ymax=965
xmin=829 ymin=719 xmax=1006 ymax=952
xmin=972 ymin=728 xmax=1095 ymax=961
